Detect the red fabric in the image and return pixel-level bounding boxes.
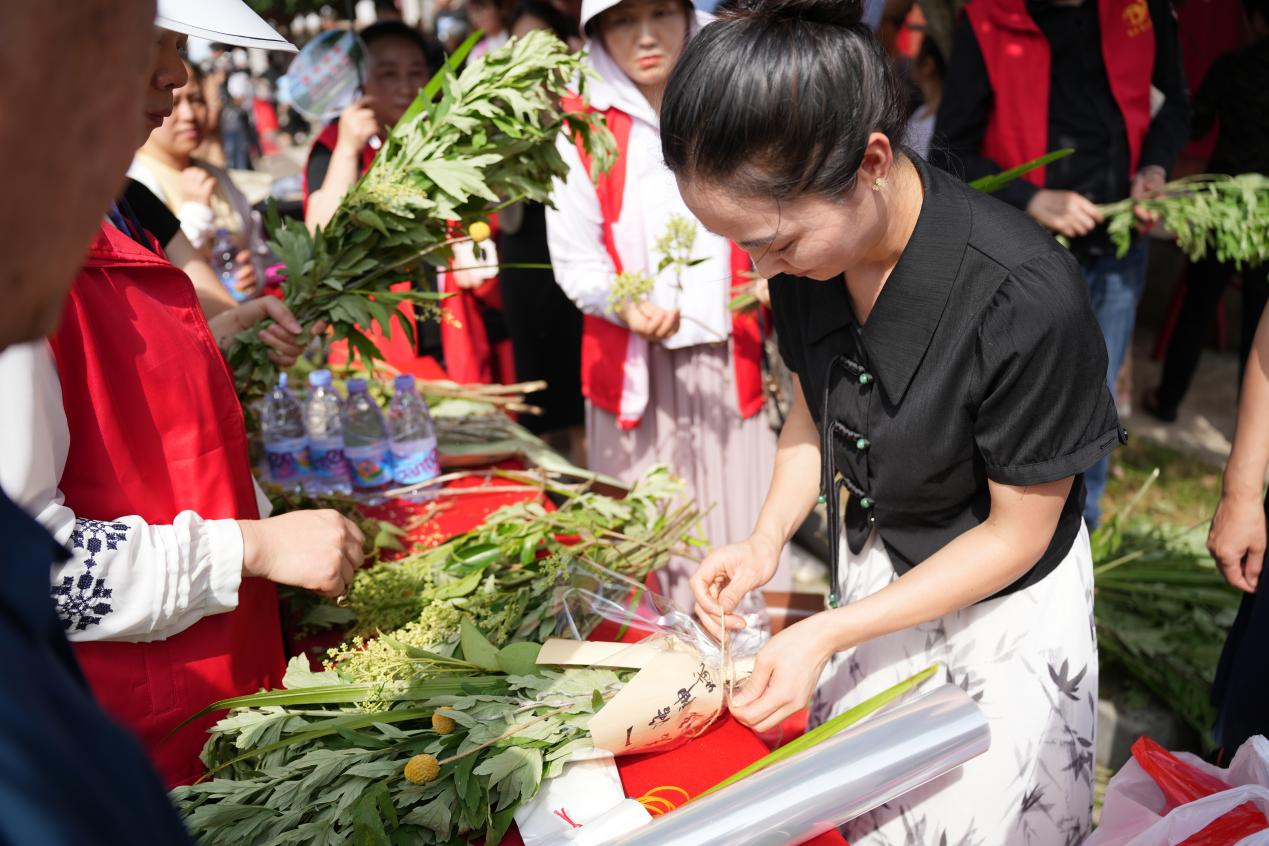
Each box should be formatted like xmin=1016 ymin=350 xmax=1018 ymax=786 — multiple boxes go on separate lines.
xmin=967 ymin=0 xmax=1156 ymax=184
xmin=562 ymin=96 xmax=768 ymax=428
xmin=50 ymin=223 xmax=284 ymax=787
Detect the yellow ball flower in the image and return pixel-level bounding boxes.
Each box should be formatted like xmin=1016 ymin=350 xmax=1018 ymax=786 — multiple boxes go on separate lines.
xmin=431 ymin=708 xmax=457 ymax=735
xmin=468 ymin=221 xmax=492 ymax=243
xmin=404 ymin=753 xmax=441 ymax=785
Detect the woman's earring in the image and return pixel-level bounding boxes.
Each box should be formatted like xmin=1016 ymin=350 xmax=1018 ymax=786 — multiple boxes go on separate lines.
xmin=872 ymin=176 xmax=888 ymax=192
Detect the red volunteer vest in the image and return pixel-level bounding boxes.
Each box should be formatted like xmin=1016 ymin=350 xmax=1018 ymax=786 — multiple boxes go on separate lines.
xmin=562 ymin=97 xmax=766 ymax=428
xmin=303 ymin=122 xmax=512 ymax=383
xmin=49 ymin=222 xmax=284 ymax=787
xmin=966 ymin=0 xmax=1156 ymax=185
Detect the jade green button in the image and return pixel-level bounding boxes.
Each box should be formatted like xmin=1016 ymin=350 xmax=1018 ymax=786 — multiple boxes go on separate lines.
xmin=859 ymin=497 xmax=874 ymax=509
xmin=856 ymin=437 xmax=870 ymax=451
xmin=817 ymin=494 xmax=827 ymax=504
xmin=858 ymin=372 xmax=873 ymax=385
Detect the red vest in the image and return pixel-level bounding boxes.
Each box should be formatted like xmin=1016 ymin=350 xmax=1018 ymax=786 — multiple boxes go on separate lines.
xmin=563 ymin=98 xmax=766 ymax=428
xmin=49 ymin=223 xmax=284 ymax=787
xmin=966 ymin=0 xmax=1156 ymax=185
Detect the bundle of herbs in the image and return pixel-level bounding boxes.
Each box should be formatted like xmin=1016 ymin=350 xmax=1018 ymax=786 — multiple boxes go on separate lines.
xmin=341 ymin=465 xmax=701 ymax=644
xmin=229 ymin=30 xmax=616 ymax=404
xmin=172 ymin=626 xmax=631 ymax=845
xmin=1103 ymin=173 xmax=1268 ymax=267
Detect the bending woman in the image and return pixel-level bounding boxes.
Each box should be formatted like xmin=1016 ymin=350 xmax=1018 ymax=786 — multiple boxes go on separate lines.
xmin=664 ymin=2 xmax=1122 ymax=842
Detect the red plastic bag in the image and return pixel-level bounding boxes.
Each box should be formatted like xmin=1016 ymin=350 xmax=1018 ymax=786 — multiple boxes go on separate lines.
xmin=1132 ymin=737 xmax=1269 ymax=845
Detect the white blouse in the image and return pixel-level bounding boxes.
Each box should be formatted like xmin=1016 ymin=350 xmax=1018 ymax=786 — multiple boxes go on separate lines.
xmin=0 ymin=341 xmax=266 ymax=642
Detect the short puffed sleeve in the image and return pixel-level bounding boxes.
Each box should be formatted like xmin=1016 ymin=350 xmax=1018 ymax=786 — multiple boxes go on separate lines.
xmin=972 ymin=249 xmax=1123 ymax=486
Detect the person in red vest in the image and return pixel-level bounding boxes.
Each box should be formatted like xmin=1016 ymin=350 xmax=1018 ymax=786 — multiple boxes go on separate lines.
xmin=0 ymin=2 xmax=366 ymax=789
xmin=546 ymin=0 xmax=791 ymax=613
xmin=931 ymin=0 xmax=1189 ymax=527
xmin=0 ymin=1 xmax=198 ymax=841
xmin=303 ymin=20 xmax=514 ymax=383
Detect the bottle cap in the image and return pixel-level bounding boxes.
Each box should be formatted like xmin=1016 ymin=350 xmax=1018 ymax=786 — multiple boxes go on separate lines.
xmin=347 ymin=378 xmax=368 ymax=393
xmin=278 ymin=373 xmax=289 ymax=389
xmin=309 ymin=369 xmax=332 ymax=388
xmin=394 ymin=374 xmax=416 ymax=391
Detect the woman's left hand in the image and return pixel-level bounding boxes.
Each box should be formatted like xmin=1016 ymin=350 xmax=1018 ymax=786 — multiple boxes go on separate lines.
xmin=208 ymin=297 xmax=325 ymax=367
xmin=729 ymin=614 xmax=839 ymax=733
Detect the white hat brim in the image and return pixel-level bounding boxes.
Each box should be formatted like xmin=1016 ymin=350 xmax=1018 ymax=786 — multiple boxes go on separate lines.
xmin=156 ymin=0 xmax=297 ymax=52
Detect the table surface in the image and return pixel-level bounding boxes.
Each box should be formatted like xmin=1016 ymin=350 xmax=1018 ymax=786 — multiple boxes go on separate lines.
xmin=303 ymin=354 xmax=846 ymax=845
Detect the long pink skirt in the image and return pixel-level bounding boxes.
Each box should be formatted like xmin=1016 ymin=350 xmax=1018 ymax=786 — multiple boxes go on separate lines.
xmin=586 ymin=341 xmax=791 ymax=612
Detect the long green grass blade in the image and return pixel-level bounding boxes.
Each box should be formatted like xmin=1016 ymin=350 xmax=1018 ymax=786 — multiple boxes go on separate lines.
xmin=970 ymin=149 xmax=1075 ymax=194
xmin=695 ymin=663 xmax=939 ymax=800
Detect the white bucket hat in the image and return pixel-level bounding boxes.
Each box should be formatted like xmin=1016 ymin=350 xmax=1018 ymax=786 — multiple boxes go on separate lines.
xmin=156 ymin=0 xmax=298 ymax=52
xmin=579 ymin=0 xmax=624 ymax=34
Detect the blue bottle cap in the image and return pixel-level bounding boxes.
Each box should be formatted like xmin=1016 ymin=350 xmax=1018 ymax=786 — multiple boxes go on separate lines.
xmin=278 ymin=373 xmax=289 ymax=389
xmin=394 ymin=374 xmax=416 ymax=391
xmin=308 ymin=369 xmax=332 ymax=387
xmin=347 ymin=378 xmax=368 ymax=393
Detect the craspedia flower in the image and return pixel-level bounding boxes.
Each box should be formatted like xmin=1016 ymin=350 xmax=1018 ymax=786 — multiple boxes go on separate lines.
xmin=404 ymin=754 xmax=441 ymax=785
xmin=467 ymin=221 xmax=492 ymax=243
xmin=432 ymin=708 xmax=457 ymax=735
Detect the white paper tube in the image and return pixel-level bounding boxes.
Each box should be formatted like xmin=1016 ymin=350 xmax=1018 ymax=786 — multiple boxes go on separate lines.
xmin=601 ymin=683 xmax=990 ymax=846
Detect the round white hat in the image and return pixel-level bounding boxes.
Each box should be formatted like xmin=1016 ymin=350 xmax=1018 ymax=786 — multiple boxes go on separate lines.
xmin=156 ymin=0 xmax=298 ymax=52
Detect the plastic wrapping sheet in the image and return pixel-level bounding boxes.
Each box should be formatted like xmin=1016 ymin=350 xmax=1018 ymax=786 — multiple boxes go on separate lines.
xmin=600 ymin=683 xmax=990 ymax=846
xmin=547 ymin=563 xmax=771 ymax=756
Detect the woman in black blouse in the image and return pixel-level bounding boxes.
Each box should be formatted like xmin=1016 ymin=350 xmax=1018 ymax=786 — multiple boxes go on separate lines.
xmin=660 ymin=1 xmax=1122 ymax=843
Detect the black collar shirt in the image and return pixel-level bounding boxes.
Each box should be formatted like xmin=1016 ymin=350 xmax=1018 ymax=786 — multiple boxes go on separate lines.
xmin=769 ymin=158 xmax=1125 ymax=600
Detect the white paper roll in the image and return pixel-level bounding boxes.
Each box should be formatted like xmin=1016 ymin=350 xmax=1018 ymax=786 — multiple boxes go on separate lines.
xmin=600 ymin=684 xmax=990 ymax=846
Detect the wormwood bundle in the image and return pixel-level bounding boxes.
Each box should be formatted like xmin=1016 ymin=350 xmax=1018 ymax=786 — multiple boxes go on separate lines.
xmin=1102 ymin=173 xmax=1268 ymax=268
xmin=230 ymin=31 xmax=616 ymax=404
xmin=342 ymin=465 xmax=700 ymax=646
xmin=172 ymin=630 xmax=631 ymax=845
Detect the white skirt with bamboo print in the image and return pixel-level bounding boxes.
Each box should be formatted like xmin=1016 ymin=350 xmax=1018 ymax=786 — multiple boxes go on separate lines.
xmin=810 ymin=524 xmax=1099 ymax=846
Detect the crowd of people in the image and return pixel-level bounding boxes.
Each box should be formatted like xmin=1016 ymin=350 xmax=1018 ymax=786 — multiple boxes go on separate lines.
xmin=0 ymin=0 xmax=1266 ymax=843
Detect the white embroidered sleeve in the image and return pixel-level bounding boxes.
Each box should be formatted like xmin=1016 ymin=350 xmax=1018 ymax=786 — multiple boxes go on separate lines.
xmin=0 ymin=341 xmax=244 ymax=643
xmin=544 ymin=135 xmax=622 ymax=319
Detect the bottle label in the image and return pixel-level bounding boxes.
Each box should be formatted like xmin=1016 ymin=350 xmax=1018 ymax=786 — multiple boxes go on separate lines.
xmin=266 ymin=442 xmax=310 ymax=482
xmin=391 ymin=437 xmax=440 ymax=485
xmin=309 ymin=439 xmax=349 ymax=480
xmin=345 ymin=444 xmax=391 ymax=488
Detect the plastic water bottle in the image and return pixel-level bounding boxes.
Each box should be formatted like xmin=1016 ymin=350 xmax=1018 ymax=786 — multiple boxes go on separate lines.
xmin=304 ymin=369 xmax=351 ymax=495
xmin=387 ymin=374 xmax=440 ymax=494
xmin=260 ymin=373 xmax=310 ymax=490
xmin=212 ymin=228 xmax=249 ymax=303
xmin=343 ymin=378 xmax=392 ymax=499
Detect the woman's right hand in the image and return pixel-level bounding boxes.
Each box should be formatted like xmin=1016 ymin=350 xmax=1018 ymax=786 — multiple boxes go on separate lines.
xmin=238 ymin=510 xmax=366 ymax=598
xmin=1208 ymin=491 xmax=1266 ymax=594
xmin=1025 ymin=189 xmax=1104 ymax=239
xmin=692 ymin=535 xmax=782 ymax=639
xmin=335 ymin=97 xmax=380 ymax=157
xmin=619 ymin=300 xmax=680 ymax=342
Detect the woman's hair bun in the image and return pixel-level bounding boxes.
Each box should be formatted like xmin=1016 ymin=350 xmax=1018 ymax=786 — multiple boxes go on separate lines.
xmin=721 ymin=0 xmax=865 ymax=29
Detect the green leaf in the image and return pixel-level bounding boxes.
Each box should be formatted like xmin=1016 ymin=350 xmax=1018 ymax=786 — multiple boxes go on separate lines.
xmin=459 ymin=618 xmax=501 ymax=672
xmin=496 ymin=642 xmax=541 ymax=676
xmin=281 ymin=655 xmax=343 ymax=690
xmin=351 ymin=780 xmax=395 ymax=846
xmin=969 ymin=148 xmax=1075 ymax=193
xmin=400 ymin=793 xmax=453 ymax=835
xmin=432 ymin=567 xmax=486 ymax=601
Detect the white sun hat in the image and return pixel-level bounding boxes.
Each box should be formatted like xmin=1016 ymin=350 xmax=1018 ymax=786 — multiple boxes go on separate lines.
xmin=156 ymin=0 xmax=298 ymax=52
